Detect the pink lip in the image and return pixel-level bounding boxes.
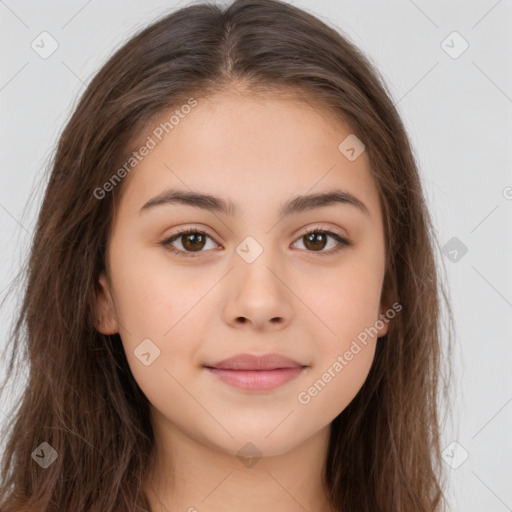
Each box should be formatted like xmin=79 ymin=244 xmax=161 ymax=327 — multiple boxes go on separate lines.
xmin=206 ymin=367 xmax=305 ymax=391
xmin=207 ymin=353 xmax=305 ymax=370
xmin=204 ymin=353 xmax=307 ymax=391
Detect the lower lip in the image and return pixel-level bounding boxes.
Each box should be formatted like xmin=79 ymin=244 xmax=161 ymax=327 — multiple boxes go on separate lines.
xmin=205 ymin=367 xmax=305 ymax=391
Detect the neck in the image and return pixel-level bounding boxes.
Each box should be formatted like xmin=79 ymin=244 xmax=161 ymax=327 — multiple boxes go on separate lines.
xmin=142 ymin=407 xmax=335 ymax=512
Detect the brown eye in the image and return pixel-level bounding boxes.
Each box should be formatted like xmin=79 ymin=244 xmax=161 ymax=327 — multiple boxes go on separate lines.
xmin=161 ymin=228 xmax=218 ymax=257
xmin=303 ymin=231 xmax=328 ymax=251
xmin=292 ymin=229 xmax=350 ymax=255
xmin=181 ymin=232 xmax=206 ymax=251
xmin=161 ymin=227 xmax=350 ymax=259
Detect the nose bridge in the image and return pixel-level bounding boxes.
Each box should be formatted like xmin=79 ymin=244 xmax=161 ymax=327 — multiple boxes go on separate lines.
xmin=222 ymin=232 xmax=294 ymax=328
xmin=233 ymin=232 xmax=284 ymax=284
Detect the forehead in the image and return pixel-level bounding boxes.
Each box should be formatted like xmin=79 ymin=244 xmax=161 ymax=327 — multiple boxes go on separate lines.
xmin=116 ymin=90 xmax=381 ymax=223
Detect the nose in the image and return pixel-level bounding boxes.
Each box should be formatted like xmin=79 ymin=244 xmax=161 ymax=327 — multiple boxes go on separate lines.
xmin=222 ymin=247 xmax=294 ymax=331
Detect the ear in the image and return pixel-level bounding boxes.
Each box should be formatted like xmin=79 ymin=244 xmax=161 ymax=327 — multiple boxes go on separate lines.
xmin=376 ymin=283 xmax=392 ymax=338
xmin=376 ymin=306 xmax=390 ymax=338
xmin=94 ymin=270 xmax=119 ymax=335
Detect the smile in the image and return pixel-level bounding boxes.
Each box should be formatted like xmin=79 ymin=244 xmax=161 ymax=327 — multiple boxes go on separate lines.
xmin=205 ymin=367 xmax=305 ymax=391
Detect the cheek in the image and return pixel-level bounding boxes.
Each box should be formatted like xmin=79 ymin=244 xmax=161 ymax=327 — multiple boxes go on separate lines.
xmin=293 ymin=257 xmax=383 ymax=418
xmin=110 ymin=245 xmax=213 ymax=387
xmin=305 ymin=257 xmax=384 ymax=350
xmin=296 ymin=340 xmax=376 ymax=425
xmin=110 ymin=242 xmax=206 ymax=339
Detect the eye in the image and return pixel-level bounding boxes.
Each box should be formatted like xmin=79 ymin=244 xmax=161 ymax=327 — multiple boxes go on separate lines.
xmin=160 ymin=225 xmax=351 ymax=258
xmin=160 ymin=227 xmax=219 ymax=258
xmin=291 ymin=226 xmax=351 ymax=255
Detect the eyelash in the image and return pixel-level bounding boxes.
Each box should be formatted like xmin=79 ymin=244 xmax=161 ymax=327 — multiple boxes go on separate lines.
xmin=160 ymin=225 xmax=351 ymax=258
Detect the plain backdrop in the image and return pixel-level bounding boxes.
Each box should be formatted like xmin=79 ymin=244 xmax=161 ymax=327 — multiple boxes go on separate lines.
xmin=1 ymin=1 xmax=511 ymax=510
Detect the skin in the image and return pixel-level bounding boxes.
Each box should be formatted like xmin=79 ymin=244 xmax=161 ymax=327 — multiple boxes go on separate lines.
xmin=95 ymin=88 xmax=389 ymax=512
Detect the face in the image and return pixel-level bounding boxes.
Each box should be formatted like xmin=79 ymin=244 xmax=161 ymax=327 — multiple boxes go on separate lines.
xmin=95 ymin=90 xmax=389 ymax=459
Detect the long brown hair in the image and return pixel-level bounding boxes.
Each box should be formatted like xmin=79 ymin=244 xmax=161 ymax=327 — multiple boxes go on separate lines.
xmin=0 ymin=0 xmax=454 ymax=510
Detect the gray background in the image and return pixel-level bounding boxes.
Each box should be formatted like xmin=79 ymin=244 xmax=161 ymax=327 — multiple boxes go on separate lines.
xmin=1 ymin=0 xmax=511 ymax=510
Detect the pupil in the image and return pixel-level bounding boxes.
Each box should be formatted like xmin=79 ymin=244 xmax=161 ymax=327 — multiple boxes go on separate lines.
xmin=184 ymin=233 xmax=204 ymax=250
xmin=306 ymin=232 xmax=325 ymax=251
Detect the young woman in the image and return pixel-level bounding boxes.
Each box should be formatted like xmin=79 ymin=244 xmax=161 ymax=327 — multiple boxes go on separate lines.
xmin=0 ymin=0 xmax=454 ymax=510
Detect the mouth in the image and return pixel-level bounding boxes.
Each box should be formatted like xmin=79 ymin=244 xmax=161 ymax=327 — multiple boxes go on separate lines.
xmin=204 ymin=367 xmax=306 ymax=391
xmin=203 ymin=353 xmax=308 ymax=391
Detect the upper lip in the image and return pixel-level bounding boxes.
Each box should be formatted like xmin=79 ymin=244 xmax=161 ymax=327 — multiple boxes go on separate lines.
xmin=205 ymin=353 xmax=307 ymax=371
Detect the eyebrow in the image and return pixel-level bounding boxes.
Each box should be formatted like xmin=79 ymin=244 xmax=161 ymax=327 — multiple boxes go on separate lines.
xmin=139 ymin=188 xmax=370 ymax=218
